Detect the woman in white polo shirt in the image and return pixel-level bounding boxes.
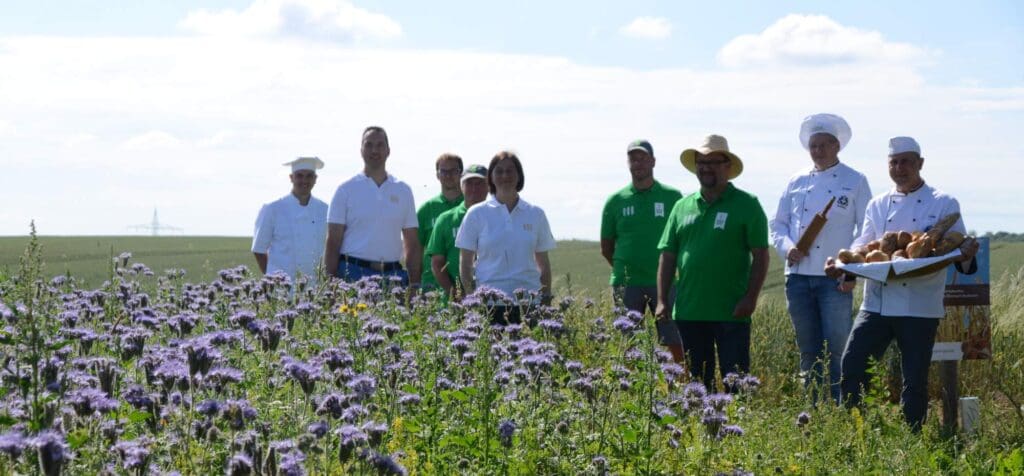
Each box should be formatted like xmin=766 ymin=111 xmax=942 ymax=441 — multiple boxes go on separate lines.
xmin=456 ymin=151 xmax=557 ymax=324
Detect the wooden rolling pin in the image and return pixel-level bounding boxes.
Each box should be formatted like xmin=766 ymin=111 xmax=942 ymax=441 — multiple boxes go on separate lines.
xmin=795 ymin=196 xmax=836 ymax=254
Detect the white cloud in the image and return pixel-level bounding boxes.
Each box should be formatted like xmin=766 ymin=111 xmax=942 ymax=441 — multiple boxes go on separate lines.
xmin=718 ymin=14 xmax=931 ymax=68
xmin=121 ymin=131 xmax=185 ymax=151
xmin=619 ymin=17 xmax=672 ymax=40
xmin=179 ymin=0 xmax=401 ymax=42
xmin=0 ymin=30 xmax=1020 ymax=237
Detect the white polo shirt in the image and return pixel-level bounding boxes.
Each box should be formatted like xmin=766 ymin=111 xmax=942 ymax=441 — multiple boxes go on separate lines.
xmin=455 ymin=196 xmax=557 ymax=298
xmin=327 ymin=173 xmax=418 ymax=263
xmin=252 ymin=193 xmax=328 ymax=280
xmin=770 ymin=161 xmax=871 ymax=276
xmin=852 ymin=183 xmax=966 ymax=318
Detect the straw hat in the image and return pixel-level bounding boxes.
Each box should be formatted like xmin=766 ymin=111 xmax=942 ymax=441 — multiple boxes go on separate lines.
xmin=680 ymin=134 xmax=744 ymax=179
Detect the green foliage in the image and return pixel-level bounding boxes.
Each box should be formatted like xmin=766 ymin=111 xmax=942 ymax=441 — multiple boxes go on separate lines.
xmin=0 ymin=235 xmax=1023 ymax=474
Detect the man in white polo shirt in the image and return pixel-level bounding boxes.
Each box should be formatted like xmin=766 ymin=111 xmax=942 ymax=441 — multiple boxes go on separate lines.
xmin=252 ymin=157 xmax=329 ymax=283
xmin=324 ymin=126 xmax=421 ymax=286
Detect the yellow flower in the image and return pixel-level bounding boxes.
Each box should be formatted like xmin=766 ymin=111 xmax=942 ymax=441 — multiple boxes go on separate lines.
xmin=356 ymin=302 xmax=368 ymax=310
xmin=339 ymin=304 xmax=350 ymax=313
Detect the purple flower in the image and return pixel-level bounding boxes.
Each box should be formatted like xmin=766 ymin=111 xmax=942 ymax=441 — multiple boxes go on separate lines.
xmin=316 ymin=393 xmax=350 ymax=419
xmin=359 ymin=448 xmax=408 ymax=476
xmin=226 ymin=453 xmax=253 ymax=476
xmin=721 ymin=425 xmax=745 ymax=437
xmin=347 ymin=374 xmax=377 ymax=400
xmin=222 ymin=399 xmax=258 ymax=430
xmin=321 ymin=348 xmax=355 ymax=370
xmin=660 ymin=363 xmax=685 ymax=382
xmin=307 ymin=421 xmax=329 ymax=439
xmin=0 ymin=431 xmax=26 ymax=459
xmin=336 ymin=425 xmax=368 ymax=462
xmin=705 ymin=393 xmax=733 ymax=411
xmin=111 ymin=436 xmax=153 ymax=470
xmin=283 ymin=357 xmax=322 ymax=396
xmin=229 ymin=310 xmax=256 ymax=329
xmin=537 ymin=319 xmax=564 ymax=334
xmin=398 ymin=393 xmax=421 ymax=406
xmin=182 ymin=339 xmax=221 ymax=376
xmin=196 ymin=399 xmax=222 ymax=417
xmin=796 ymin=411 xmax=811 ymax=427
xmin=65 ymin=387 xmax=118 ymax=416
xmin=361 ymin=421 xmax=388 ymax=446
xmin=30 ymin=431 xmax=71 ymax=476
xmin=497 ymin=419 xmax=516 ymax=448
xmin=612 ymin=317 xmax=637 ymax=333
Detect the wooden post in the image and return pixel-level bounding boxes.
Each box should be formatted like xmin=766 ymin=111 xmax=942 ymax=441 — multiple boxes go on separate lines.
xmin=940 ymin=360 xmax=958 ymax=432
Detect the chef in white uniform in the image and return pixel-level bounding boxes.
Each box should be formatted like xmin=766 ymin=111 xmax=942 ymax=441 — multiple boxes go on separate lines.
xmin=252 ymin=157 xmax=329 ymax=283
xmin=826 ymin=137 xmax=979 ymax=431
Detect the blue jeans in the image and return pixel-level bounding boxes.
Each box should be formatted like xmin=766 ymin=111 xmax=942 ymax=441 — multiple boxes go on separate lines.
xmin=785 ymin=274 xmax=854 ymax=403
xmin=840 ymin=311 xmax=939 ymax=431
xmin=336 ymin=261 xmax=409 ymax=286
xmin=675 ymin=320 xmax=751 ymax=393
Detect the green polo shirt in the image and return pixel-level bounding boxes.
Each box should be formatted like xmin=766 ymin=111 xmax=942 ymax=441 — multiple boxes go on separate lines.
xmin=417 ymin=193 xmax=463 ymax=287
xmin=657 ymin=183 xmax=769 ymax=323
xmin=600 ymin=181 xmax=683 ymax=286
xmin=425 ymin=203 xmax=468 ymax=294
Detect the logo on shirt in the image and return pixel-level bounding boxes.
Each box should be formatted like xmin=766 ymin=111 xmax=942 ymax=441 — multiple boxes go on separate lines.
xmin=390 ymin=195 xmax=399 ymax=203
xmin=682 ymin=214 xmax=697 ymax=227
xmin=523 ymin=223 xmax=533 ymax=232
xmin=654 ymin=202 xmax=665 ymax=217
xmin=836 ymin=195 xmax=850 ymax=209
xmin=622 ymin=206 xmax=635 ymax=217
xmin=714 ymin=212 xmax=728 ymax=230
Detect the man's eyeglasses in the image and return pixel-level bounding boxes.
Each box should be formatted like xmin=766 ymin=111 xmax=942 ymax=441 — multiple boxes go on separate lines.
xmin=695 ymin=159 xmax=730 ymax=167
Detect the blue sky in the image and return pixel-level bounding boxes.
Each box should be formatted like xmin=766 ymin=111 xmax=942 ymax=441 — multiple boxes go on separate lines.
xmin=2 ymin=1 xmax=1022 ymax=238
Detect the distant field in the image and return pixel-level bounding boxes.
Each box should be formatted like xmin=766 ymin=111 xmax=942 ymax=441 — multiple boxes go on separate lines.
xmin=2 ymin=236 xmax=1022 ymax=300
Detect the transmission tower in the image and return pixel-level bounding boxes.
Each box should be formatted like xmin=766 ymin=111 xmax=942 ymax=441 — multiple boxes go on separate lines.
xmin=128 ymin=209 xmax=183 ymax=236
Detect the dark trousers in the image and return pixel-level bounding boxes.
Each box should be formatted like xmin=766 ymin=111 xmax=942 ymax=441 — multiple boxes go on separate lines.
xmin=675 ymin=320 xmax=751 ymax=392
xmin=487 ymin=305 xmax=523 ymax=326
xmin=840 ymin=310 xmax=939 ymax=431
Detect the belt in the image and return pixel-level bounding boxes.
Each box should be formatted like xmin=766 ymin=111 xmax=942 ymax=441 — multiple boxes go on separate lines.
xmin=340 ymin=254 xmax=403 ymax=273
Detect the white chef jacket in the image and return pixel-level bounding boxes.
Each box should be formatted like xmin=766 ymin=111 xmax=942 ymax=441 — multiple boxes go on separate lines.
xmin=327 ymin=173 xmax=418 ymax=262
xmin=770 ymin=162 xmax=871 ymax=275
xmin=252 ymin=193 xmax=328 ymax=281
xmin=852 ymin=184 xmax=966 ymax=318
xmin=455 ymin=196 xmax=557 ymax=298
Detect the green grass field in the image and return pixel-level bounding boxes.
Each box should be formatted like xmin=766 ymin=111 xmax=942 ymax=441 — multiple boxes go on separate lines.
xmin=3 ymin=236 xmax=1021 ymax=302
xmin=2 ymin=235 xmax=1024 ymax=473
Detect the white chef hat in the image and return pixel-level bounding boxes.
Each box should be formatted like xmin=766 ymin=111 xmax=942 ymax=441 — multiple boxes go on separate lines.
xmin=283 ymin=157 xmax=324 ymax=172
xmin=799 ymin=113 xmax=852 ymax=151
xmin=888 ymin=137 xmax=921 ymax=156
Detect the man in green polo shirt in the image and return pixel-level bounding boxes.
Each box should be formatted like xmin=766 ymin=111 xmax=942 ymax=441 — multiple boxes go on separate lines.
xmin=601 ymin=139 xmax=685 ymax=362
xmin=427 ymin=164 xmax=489 ymax=299
xmin=656 ymin=134 xmax=770 ymax=392
xmin=417 ymin=153 xmax=465 ymax=290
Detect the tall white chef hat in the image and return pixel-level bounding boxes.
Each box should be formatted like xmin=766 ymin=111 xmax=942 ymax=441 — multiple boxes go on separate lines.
xmin=283 ymin=157 xmax=324 ymax=172
xmin=799 ymin=113 xmax=852 ymax=151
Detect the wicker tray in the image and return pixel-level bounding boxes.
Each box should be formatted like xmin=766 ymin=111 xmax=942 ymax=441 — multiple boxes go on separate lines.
xmin=837 ymin=249 xmax=962 ymax=283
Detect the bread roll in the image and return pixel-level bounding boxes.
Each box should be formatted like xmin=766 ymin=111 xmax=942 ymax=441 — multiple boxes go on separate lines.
xmin=865 ymin=250 xmax=889 ymax=263
xmin=850 ymin=253 xmax=866 ymax=264
xmin=892 ymin=250 xmax=908 ymax=259
xmin=933 ymin=231 xmax=966 ymax=255
xmin=837 ymin=249 xmax=855 ymax=264
xmin=897 ymin=231 xmax=913 ymax=250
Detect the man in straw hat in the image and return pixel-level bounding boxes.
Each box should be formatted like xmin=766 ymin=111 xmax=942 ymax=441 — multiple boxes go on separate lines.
xmin=826 ymin=136 xmax=979 ymax=431
xmin=252 ymin=157 xmax=329 ymax=283
xmin=655 ymin=134 xmax=770 ymax=391
xmin=769 ymin=113 xmax=872 ymax=403
xmin=601 ymin=139 xmax=685 ymax=362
